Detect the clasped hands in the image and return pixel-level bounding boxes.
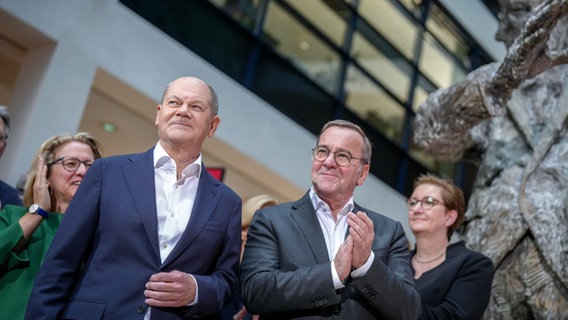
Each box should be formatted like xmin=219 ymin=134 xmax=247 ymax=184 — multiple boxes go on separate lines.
xmin=334 ymin=211 xmax=375 ymax=282
xmin=144 ymin=270 xmax=196 ymax=308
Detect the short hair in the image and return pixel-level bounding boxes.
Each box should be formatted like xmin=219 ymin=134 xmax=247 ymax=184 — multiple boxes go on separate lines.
xmin=160 ymin=78 xmax=219 ymax=117
xmin=23 ymin=132 xmax=103 ymax=209
xmin=207 ymin=83 xmax=219 ymax=116
xmin=0 ymin=105 xmax=11 ymax=138
xmin=317 ymin=119 xmax=372 ymax=164
xmin=412 ymin=173 xmax=466 ymax=240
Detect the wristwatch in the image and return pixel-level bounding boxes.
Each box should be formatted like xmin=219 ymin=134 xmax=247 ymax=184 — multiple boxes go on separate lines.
xmin=29 ymin=204 xmax=49 ymax=219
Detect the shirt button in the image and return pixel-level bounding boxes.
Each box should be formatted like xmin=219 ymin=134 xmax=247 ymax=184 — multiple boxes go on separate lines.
xmin=161 ymin=242 xmax=168 ymax=249
xmin=170 ymin=211 xmax=175 ymax=217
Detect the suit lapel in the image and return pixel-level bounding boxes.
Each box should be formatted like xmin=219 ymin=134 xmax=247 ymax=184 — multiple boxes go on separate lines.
xmin=290 ymin=193 xmax=330 ymax=263
xmin=162 ymin=167 xmax=219 ymax=267
xmin=123 ymin=148 xmax=161 ymax=262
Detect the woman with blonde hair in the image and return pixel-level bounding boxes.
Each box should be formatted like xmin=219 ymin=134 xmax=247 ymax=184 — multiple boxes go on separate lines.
xmin=240 ymin=194 xmax=278 ymax=260
xmin=221 ymin=194 xmax=278 ymax=320
xmin=0 ymin=132 xmax=102 ymax=319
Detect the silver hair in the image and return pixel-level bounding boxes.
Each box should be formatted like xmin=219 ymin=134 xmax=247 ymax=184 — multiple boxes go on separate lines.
xmin=0 ymin=105 xmax=11 ymax=138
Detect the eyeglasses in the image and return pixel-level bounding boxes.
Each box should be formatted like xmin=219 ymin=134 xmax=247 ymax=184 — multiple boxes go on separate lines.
xmin=312 ymin=146 xmax=364 ymax=168
xmin=48 ymin=156 xmax=94 ymax=172
xmin=406 ymin=196 xmax=444 ymax=210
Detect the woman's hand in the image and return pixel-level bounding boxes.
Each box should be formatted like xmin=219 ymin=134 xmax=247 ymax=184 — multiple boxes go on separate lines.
xmin=32 ymin=155 xmax=51 ymax=210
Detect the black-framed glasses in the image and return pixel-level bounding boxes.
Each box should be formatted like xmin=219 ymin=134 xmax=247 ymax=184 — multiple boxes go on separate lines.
xmin=48 ymin=156 xmax=94 ymax=172
xmin=406 ymin=196 xmax=444 ymax=210
xmin=312 ymin=146 xmax=364 ymax=167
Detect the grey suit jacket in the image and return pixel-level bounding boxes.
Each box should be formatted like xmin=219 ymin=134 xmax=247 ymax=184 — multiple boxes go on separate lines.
xmin=241 ymin=192 xmax=420 ymax=320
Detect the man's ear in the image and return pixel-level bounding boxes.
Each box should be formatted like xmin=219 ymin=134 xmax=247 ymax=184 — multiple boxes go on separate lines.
xmin=208 ymin=115 xmax=220 ymax=137
xmin=356 ymin=163 xmax=370 ymax=186
xmin=155 ymin=104 xmax=162 ymax=126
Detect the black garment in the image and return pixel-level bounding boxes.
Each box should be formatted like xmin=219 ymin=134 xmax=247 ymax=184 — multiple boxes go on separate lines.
xmin=0 ymin=179 xmax=22 ymax=209
xmin=411 ymin=241 xmax=494 ymax=320
xmin=218 ymin=287 xmax=252 ymax=320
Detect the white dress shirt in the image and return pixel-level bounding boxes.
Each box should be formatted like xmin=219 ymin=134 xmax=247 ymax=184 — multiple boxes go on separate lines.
xmin=145 ymin=142 xmax=201 ymax=319
xmin=309 ymin=188 xmax=374 ymax=289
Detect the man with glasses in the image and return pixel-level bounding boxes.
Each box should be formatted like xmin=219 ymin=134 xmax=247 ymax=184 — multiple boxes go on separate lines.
xmin=241 ymin=119 xmax=420 ymax=319
xmin=0 ymin=106 xmax=22 ymax=208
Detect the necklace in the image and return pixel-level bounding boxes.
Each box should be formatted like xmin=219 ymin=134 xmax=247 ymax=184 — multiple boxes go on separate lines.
xmin=414 ymin=251 xmax=446 ymax=264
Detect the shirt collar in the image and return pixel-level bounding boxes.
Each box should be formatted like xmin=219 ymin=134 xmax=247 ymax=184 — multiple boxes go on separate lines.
xmin=309 ymin=187 xmax=354 ymax=216
xmin=153 ymin=141 xmax=202 ymax=178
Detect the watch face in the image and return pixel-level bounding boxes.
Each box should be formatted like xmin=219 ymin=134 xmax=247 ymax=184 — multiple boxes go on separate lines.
xmin=29 ymin=204 xmax=39 ymax=213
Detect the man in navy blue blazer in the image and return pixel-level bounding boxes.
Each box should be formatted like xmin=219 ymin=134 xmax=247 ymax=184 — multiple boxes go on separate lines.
xmin=26 ymin=77 xmax=242 ymax=320
xmin=0 ymin=106 xmax=22 ymax=208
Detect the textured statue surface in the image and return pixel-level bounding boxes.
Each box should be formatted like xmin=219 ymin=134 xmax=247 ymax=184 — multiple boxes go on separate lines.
xmin=413 ymin=0 xmax=568 ymax=318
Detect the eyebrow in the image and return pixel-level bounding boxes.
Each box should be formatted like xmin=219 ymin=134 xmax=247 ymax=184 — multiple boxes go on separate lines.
xmin=166 ymin=94 xmax=208 ymax=105
xmin=165 ymin=94 xmax=181 ymax=101
xmin=317 ymin=145 xmax=353 ymax=154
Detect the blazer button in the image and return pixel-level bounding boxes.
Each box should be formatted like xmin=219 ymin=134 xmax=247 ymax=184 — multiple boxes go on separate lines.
xmin=136 ymin=306 xmax=145 ymax=314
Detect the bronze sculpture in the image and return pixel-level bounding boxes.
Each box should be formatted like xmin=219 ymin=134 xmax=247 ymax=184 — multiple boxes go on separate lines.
xmin=413 ymin=0 xmax=568 ymax=318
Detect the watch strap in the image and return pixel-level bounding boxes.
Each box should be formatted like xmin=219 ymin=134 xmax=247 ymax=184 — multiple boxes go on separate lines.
xmin=30 ymin=204 xmax=49 ymax=219
xmin=35 ymin=207 xmax=49 ymax=219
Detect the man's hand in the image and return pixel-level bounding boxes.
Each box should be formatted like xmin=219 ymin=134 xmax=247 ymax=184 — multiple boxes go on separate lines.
xmin=334 ymin=236 xmax=353 ymax=282
xmin=144 ymin=270 xmax=196 ymax=307
xmin=348 ymin=211 xmax=374 ymax=269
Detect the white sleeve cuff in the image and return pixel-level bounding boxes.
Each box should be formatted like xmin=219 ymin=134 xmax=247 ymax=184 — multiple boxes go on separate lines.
xmin=331 ymin=261 xmax=346 ymax=289
xmin=187 ymin=273 xmax=198 ymax=306
xmin=351 ymin=251 xmax=375 ymax=278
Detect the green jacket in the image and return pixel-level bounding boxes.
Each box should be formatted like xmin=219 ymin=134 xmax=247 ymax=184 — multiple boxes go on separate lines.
xmin=0 ymin=204 xmax=63 ymax=320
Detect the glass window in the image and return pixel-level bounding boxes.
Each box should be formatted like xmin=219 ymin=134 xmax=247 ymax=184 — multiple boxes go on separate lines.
xmin=206 ymin=0 xmax=262 ymax=30
xmin=397 ymin=0 xmax=425 ymax=21
xmin=358 ymin=0 xmax=419 ymax=60
xmin=344 ymin=64 xmax=406 ymax=144
xmin=419 ymin=32 xmax=466 ymax=89
xmin=252 ymin=45 xmax=337 ymax=136
xmin=284 ymin=0 xmax=348 ymax=47
xmin=351 ymin=32 xmax=411 ymax=103
xmin=426 ymin=3 xmax=472 ymax=69
xmin=411 ymin=85 xmax=430 ymax=113
xmin=409 ymin=142 xmax=456 ymax=179
xmin=263 ymin=1 xmax=341 ymax=94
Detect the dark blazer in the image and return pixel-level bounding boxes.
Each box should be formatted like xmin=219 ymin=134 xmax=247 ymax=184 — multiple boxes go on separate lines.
xmin=412 ymin=241 xmax=494 ymax=319
xmin=0 ymin=179 xmax=21 ymax=208
xmin=240 ymin=193 xmax=421 ymax=320
xmin=25 ymin=148 xmax=242 ymax=320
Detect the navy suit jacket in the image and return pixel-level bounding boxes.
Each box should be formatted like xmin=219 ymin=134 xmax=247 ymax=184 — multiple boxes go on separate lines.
xmin=241 ymin=193 xmax=421 ymax=320
xmin=25 ymin=148 xmax=242 ymax=320
xmin=0 ymin=179 xmax=22 ymax=208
